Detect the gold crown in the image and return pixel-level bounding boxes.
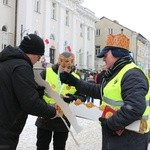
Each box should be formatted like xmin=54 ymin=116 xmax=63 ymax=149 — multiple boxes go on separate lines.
xmin=106 ymin=30 xmax=129 ymax=50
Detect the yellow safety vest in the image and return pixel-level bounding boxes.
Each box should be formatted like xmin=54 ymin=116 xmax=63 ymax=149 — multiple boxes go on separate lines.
xmin=43 ymin=67 xmax=79 ymax=104
xmin=102 ymin=62 xmax=150 ymax=133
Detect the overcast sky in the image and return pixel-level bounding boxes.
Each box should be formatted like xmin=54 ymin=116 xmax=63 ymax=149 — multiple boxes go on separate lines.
xmin=81 ymin=0 xmax=150 ymax=40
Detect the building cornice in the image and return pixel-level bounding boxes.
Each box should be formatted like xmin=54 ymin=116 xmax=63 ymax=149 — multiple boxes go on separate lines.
xmin=56 ymin=0 xmax=83 ymax=5
xmin=77 ymin=5 xmax=99 ymax=22
xmin=72 ymin=0 xmax=84 ymax=4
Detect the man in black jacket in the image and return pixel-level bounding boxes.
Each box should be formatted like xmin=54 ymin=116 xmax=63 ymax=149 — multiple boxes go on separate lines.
xmin=0 ymin=34 xmax=57 ymax=150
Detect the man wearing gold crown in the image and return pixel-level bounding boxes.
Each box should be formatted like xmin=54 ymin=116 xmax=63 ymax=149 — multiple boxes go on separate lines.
xmin=35 ymin=51 xmax=85 ymax=150
xmin=59 ymin=30 xmax=150 ymax=150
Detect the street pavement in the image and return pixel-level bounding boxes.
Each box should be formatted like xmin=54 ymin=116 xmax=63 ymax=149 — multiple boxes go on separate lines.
xmin=17 ymin=99 xmax=102 ymax=150
xmin=17 ymin=99 xmax=150 ymax=150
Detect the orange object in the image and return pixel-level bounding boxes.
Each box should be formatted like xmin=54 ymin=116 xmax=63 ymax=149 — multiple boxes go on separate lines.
xmin=106 ymin=29 xmax=129 ymax=50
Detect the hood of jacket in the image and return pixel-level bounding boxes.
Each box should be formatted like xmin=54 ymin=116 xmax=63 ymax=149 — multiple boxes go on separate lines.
xmin=0 ymin=45 xmax=33 ymax=67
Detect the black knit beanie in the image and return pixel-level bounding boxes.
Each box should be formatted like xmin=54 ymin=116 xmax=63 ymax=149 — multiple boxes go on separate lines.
xmin=19 ymin=34 xmax=45 ymax=56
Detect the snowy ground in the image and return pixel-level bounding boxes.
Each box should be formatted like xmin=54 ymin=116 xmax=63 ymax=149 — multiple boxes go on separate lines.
xmin=17 ymin=115 xmax=102 ymax=150
xmin=17 ymin=99 xmax=150 ymax=150
xmin=17 ymin=99 xmax=102 ymax=150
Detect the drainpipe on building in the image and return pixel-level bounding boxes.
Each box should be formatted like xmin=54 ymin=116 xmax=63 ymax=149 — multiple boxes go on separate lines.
xmin=14 ymin=0 xmax=18 ymax=46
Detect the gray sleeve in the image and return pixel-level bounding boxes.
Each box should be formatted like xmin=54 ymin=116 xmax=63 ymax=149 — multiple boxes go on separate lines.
xmin=75 ymin=79 xmax=101 ymax=99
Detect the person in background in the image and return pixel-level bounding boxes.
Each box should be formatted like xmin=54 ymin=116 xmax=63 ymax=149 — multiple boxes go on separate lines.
xmin=35 ymin=51 xmax=86 ymax=150
xmin=96 ymin=65 xmax=107 ymax=84
xmin=84 ymin=70 xmax=89 ymax=80
xmin=59 ymin=30 xmax=150 ymax=150
xmin=76 ymin=69 xmax=82 ymax=78
xmin=86 ymin=72 xmax=95 ymax=103
xmin=93 ymin=71 xmax=98 ymax=83
xmin=0 ymin=34 xmax=57 ymax=150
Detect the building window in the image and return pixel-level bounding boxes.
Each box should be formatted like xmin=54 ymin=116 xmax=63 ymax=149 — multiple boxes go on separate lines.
xmin=64 ymin=41 xmax=68 ymax=51
xmin=2 ymin=25 xmax=7 ymax=32
xmin=87 ymin=27 xmax=90 ymax=40
xmin=95 ymin=45 xmax=101 ymax=55
xmin=51 ymin=2 xmax=56 ymax=20
xmin=108 ymin=28 xmax=113 ymax=34
xmin=80 ymin=24 xmax=83 ymax=37
xmin=87 ymin=55 xmax=92 ymax=69
xmin=1 ymin=25 xmax=8 ymax=50
xmin=49 ymin=48 xmax=55 ymax=64
xmin=3 ymin=0 xmax=8 ymax=5
xmin=34 ymin=0 xmax=40 ymax=13
xmin=65 ymin=10 xmax=69 ymax=26
xmin=50 ymin=34 xmax=55 ymax=40
xmin=79 ymin=52 xmax=84 ymax=66
xmin=96 ymin=29 xmax=100 ymax=36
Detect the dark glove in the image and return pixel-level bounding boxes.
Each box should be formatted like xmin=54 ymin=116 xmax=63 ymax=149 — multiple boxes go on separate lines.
xmin=63 ymin=93 xmax=77 ymax=103
xmin=60 ymin=72 xmax=79 ymax=86
xmin=37 ymin=86 xmax=45 ymax=99
xmin=99 ymin=117 xmax=114 ymax=135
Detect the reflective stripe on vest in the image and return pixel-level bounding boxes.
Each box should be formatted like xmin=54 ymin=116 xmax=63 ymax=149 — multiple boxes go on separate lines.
xmin=43 ymin=67 xmax=79 ymax=104
xmin=103 ymin=96 xmax=150 ymax=107
xmin=102 ymin=62 xmax=150 ymax=133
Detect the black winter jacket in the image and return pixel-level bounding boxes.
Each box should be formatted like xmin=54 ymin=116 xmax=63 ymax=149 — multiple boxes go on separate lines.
xmin=60 ymin=56 xmax=149 ymax=149
xmin=74 ymin=66 xmax=149 ymax=131
xmin=74 ymin=64 xmax=149 ymax=150
xmin=35 ymin=64 xmax=86 ymax=132
xmin=0 ymin=46 xmax=56 ymax=149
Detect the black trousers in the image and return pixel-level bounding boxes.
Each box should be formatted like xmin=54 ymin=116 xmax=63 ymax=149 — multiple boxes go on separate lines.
xmin=102 ymin=128 xmax=149 ymax=150
xmin=86 ymin=96 xmax=94 ymax=103
xmin=36 ymin=128 xmax=69 ymax=150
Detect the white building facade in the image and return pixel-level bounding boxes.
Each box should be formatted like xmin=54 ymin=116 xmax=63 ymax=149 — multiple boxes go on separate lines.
xmin=0 ymin=0 xmax=16 ymax=49
xmin=0 ymin=0 xmax=98 ymax=70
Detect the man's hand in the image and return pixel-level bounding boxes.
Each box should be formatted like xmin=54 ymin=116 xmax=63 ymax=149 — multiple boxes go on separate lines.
xmin=63 ymin=93 xmax=77 ymax=103
xmin=60 ymin=72 xmax=79 ymax=86
xmin=99 ymin=117 xmax=114 ymax=135
xmin=54 ymin=104 xmax=64 ymax=117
